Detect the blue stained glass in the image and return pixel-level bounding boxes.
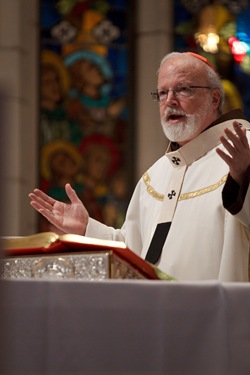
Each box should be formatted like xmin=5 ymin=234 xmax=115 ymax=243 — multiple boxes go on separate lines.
xmin=236 ymin=7 xmax=250 ymax=41
xmin=174 ymin=1 xmax=250 ymax=120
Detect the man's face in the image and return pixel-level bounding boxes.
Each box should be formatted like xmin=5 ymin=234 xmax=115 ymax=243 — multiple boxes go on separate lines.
xmin=157 ymin=56 xmax=219 ymax=145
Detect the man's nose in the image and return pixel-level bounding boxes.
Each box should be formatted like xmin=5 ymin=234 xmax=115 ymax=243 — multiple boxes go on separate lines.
xmin=163 ymin=90 xmax=178 ymax=106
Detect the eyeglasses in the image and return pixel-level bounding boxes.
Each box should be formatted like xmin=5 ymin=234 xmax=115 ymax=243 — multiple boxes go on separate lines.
xmin=151 ymin=84 xmax=211 ymax=102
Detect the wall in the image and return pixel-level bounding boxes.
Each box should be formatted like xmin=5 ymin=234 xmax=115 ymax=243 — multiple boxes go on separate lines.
xmin=0 ymin=0 xmax=173 ymax=236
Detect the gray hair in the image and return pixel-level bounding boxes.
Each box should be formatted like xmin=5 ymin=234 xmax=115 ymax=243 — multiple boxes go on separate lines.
xmin=159 ymin=52 xmax=225 ymax=115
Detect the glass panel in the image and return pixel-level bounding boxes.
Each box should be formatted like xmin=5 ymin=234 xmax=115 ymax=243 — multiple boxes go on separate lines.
xmin=174 ymin=0 xmax=250 ymax=120
xmin=39 ymin=0 xmax=135 ymax=232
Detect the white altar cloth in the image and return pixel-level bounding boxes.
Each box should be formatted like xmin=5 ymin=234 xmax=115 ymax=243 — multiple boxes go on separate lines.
xmin=0 ymin=279 xmax=250 ymax=375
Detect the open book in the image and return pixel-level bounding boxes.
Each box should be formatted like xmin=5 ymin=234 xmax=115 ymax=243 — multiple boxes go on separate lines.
xmin=1 ymin=232 xmax=174 ymax=281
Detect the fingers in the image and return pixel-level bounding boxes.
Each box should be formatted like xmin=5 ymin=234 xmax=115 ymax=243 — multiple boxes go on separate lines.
xmin=29 ymin=185 xmax=81 ymax=208
xmin=226 ymin=122 xmax=248 ymax=147
xmin=216 ymin=121 xmax=250 ymax=184
xmin=36 ymin=207 xmax=59 ymax=226
xmin=219 ymin=122 xmax=249 ymax=157
xmin=29 ymin=190 xmax=60 ymax=226
xmin=233 ymin=121 xmax=247 ymax=142
xmin=219 ymin=134 xmax=235 ymax=156
xmin=28 ymin=196 xmax=56 ymax=223
xmin=215 ymin=146 xmax=231 ymax=165
xmin=29 ymin=189 xmax=56 ymax=211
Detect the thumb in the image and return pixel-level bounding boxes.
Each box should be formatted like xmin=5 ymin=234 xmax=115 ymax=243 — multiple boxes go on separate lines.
xmin=65 ymin=183 xmax=81 ymax=204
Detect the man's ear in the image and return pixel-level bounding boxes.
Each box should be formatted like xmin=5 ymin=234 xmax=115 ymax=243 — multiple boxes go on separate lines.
xmin=211 ymin=88 xmax=221 ymax=110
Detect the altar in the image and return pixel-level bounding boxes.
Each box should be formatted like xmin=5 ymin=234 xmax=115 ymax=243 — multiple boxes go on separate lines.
xmin=0 ymin=279 xmax=250 ymax=375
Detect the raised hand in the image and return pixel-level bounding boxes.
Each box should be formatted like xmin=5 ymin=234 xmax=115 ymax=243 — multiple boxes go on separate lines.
xmin=216 ymin=121 xmax=250 ymax=185
xmin=29 ymin=183 xmax=89 ymax=235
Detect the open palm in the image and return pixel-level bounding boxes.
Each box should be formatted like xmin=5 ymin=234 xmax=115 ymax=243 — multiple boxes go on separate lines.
xmin=29 ymin=183 xmax=89 ymax=235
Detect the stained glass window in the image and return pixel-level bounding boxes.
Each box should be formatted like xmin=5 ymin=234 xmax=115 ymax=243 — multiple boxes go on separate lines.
xmin=174 ymin=0 xmax=250 ymax=120
xmin=39 ymin=0 xmax=135 ymax=232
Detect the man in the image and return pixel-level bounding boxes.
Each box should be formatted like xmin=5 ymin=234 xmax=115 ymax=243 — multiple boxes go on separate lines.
xmin=29 ymin=52 xmax=250 ymax=281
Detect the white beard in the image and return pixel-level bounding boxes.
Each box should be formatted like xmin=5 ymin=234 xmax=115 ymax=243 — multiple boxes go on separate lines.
xmin=161 ymin=97 xmax=212 ymax=143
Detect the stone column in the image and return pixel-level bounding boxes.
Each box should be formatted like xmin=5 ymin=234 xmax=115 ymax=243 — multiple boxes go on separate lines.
xmin=0 ymin=0 xmax=39 ymax=235
xmin=135 ymin=0 xmax=173 ymax=179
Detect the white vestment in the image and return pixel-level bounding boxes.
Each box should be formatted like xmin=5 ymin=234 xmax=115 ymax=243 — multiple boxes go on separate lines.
xmin=86 ymin=115 xmax=250 ymax=281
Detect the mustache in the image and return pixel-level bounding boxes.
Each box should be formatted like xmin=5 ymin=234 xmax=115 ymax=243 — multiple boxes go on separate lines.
xmin=163 ymin=108 xmax=191 ymax=119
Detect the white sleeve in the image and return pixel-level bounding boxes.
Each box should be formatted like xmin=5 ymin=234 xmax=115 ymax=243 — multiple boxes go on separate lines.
xmin=85 ymin=177 xmax=145 ymax=256
xmin=85 ymin=217 xmax=126 ymax=242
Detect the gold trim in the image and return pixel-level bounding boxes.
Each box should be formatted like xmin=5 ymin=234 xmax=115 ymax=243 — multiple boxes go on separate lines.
xmin=179 ymin=175 xmax=227 ymax=200
xmin=143 ymin=172 xmax=227 ymax=201
xmin=143 ymin=172 xmax=164 ymax=201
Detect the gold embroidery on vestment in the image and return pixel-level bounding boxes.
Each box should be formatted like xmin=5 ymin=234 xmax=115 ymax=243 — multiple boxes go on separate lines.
xmin=143 ymin=172 xmax=164 ymax=201
xmin=143 ymin=172 xmax=227 ymax=201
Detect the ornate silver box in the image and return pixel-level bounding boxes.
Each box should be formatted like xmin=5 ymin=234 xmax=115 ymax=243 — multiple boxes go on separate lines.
xmin=0 ymin=232 xmax=173 ymax=281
